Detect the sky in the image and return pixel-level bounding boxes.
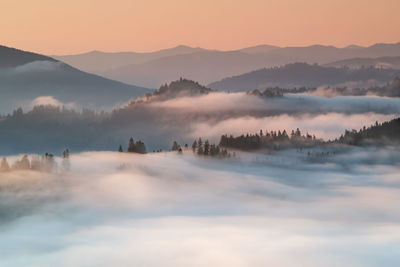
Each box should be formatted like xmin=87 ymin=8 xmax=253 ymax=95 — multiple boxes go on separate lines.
xmin=1 ymin=0 xmax=399 ymax=54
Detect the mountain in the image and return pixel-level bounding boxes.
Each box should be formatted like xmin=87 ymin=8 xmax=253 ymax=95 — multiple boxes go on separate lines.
xmin=100 ymin=50 xmax=273 ymax=88
xmin=0 ymin=45 xmax=151 ymax=114
xmin=52 ymin=42 xmax=400 ymax=88
xmin=53 ymin=45 xmax=205 ymax=73
xmin=324 ymin=56 xmax=400 ymax=69
xmin=238 ymin=44 xmax=279 ymax=54
xmin=133 ymin=78 xmax=213 ymax=103
xmin=0 ymin=46 xmax=56 ymax=68
xmin=208 ymin=63 xmax=400 ymax=92
xmin=344 ymin=45 xmax=364 ymax=50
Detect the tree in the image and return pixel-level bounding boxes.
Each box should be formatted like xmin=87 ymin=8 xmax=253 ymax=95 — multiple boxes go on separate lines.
xmin=0 ymin=157 xmax=10 ymax=172
xmin=204 ymin=140 xmax=210 ymax=155
xmin=134 ymin=141 xmax=147 ymax=154
xmin=13 ymin=155 xmax=30 ymax=170
xmin=12 ymin=107 xmax=23 ymax=118
xmin=192 ymin=140 xmax=198 ymax=152
xmin=128 ymin=137 xmax=135 ymax=152
xmin=295 ymin=128 xmax=301 ymax=137
xmin=118 ymin=145 xmax=123 ymax=152
xmin=171 ymin=141 xmax=180 ymax=151
xmin=209 ymin=144 xmax=216 ymax=156
xmin=63 ymin=149 xmax=70 ymax=158
xmin=42 ymin=153 xmax=56 ymax=172
xmin=197 ymin=146 xmax=204 ymax=155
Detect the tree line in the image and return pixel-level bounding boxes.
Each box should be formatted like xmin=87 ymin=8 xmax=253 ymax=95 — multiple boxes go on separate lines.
xmin=218 ymin=117 xmax=400 ymax=151
xmin=335 ymin=118 xmax=400 ymax=145
xmin=118 ymin=138 xmax=146 ymax=154
xmin=0 ymin=149 xmax=70 ymax=172
xmin=219 ymin=128 xmax=322 ymax=150
xmin=191 ymin=138 xmax=230 ymax=157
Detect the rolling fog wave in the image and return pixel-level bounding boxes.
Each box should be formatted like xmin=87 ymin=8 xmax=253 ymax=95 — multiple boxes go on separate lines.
xmin=1 ymin=150 xmax=400 ymax=266
xmin=150 ymin=92 xmax=400 ymax=115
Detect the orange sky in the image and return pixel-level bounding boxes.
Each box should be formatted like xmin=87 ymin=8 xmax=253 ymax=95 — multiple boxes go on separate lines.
xmin=1 ymin=0 xmax=399 ymax=55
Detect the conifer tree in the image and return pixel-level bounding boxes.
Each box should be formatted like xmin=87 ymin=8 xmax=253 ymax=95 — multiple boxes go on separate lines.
xmin=128 ymin=137 xmax=135 ymax=152
xmin=135 ymin=141 xmax=147 ymax=154
xmin=204 ymin=140 xmax=210 ymax=155
xmin=192 ymin=140 xmax=198 ymax=152
xmin=171 ymin=141 xmax=180 ymax=151
xmin=0 ymin=157 xmax=10 ymax=172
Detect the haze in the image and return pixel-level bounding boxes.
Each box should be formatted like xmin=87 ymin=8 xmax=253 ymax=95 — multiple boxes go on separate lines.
xmin=1 ymin=0 xmax=400 ymax=54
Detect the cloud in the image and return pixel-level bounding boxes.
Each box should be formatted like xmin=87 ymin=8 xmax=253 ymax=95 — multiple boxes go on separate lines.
xmin=150 ymin=92 xmax=400 ymax=115
xmin=0 ymin=150 xmax=400 ymax=266
xmin=150 ymin=92 xmax=267 ymax=112
xmin=187 ymin=113 xmax=397 ymax=141
xmin=12 ymin=60 xmax=64 ymax=73
xmin=30 ymin=96 xmax=76 ymax=109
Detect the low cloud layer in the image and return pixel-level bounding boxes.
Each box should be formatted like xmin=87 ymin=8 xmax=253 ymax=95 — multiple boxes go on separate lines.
xmin=0 ymin=150 xmax=400 ymax=266
xmin=150 ymin=92 xmax=400 ymax=115
xmin=30 ymin=96 xmax=76 ymax=109
xmin=12 ymin=60 xmax=63 ymax=74
xmin=188 ymin=113 xmax=397 ymax=141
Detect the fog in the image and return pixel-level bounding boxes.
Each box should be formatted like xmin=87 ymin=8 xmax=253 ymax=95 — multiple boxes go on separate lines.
xmin=11 ymin=60 xmax=63 ymax=74
xmin=1 ymin=91 xmax=399 ymax=154
xmin=151 ymin=92 xmax=400 ymax=115
xmin=189 ymin=113 xmax=396 ymax=141
xmin=1 ymin=150 xmax=400 ymax=266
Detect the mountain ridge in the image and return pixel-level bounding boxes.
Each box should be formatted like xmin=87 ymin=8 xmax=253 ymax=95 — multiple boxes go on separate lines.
xmin=208 ymin=63 xmax=400 ymax=92
xmin=0 ymin=45 xmax=151 ymax=113
xmin=51 ymin=42 xmax=400 ymax=88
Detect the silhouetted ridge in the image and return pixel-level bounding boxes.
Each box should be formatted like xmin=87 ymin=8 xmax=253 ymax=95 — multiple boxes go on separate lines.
xmin=336 ymin=118 xmax=400 ymax=145
xmin=0 ymin=45 xmax=56 ymax=68
xmin=0 ymin=45 xmax=151 ymax=113
xmin=209 ymin=63 xmax=400 ymax=92
xmin=219 ymin=128 xmax=322 ymax=151
xmin=218 ymin=117 xmax=400 ymax=151
xmin=134 ymin=78 xmax=213 ymax=103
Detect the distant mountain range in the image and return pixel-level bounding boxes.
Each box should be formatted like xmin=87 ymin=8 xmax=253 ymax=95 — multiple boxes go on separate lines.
xmin=53 ymin=43 xmax=400 ymax=88
xmin=0 ymin=45 xmax=151 ymax=114
xmin=53 ymin=45 xmax=205 ymax=73
xmin=208 ymin=63 xmax=400 ymax=92
xmin=324 ymin=56 xmax=400 ymax=69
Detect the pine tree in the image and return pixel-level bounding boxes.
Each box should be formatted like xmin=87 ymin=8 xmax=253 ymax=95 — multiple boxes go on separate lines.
xmin=118 ymin=145 xmax=123 ymax=152
xmin=63 ymin=149 xmax=70 ymax=158
xmin=171 ymin=141 xmax=180 ymax=151
xmin=135 ymin=141 xmax=147 ymax=154
xmin=192 ymin=140 xmax=198 ymax=152
xmin=204 ymin=140 xmax=210 ymax=155
xmin=0 ymin=157 xmax=10 ymax=172
xmin=197 ymin=146 xmax=204 ymax=155
xmin=128 ymin=137 xmax=135 ymax=152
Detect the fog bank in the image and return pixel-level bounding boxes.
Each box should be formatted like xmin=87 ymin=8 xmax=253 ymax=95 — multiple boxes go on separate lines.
xmin=1 ymin=150 xmax=400 ymax=266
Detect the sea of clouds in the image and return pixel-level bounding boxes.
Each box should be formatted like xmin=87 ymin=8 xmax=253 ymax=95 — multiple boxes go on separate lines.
xmin=1 ymin=149 xmax=400 ymax=267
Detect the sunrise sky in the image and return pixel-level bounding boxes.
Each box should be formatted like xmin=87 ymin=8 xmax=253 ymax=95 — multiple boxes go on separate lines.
xmin=1 ymin=0 xmax=399 ymax=55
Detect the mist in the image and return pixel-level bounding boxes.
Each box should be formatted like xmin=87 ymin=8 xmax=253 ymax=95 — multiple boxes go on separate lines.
xmin=189 ymin=113 xmax=397 ymax=141
xmin=1 ymin=91 xmax=399 ymax=154
xmin=150 ymin=92 xmax=400 ymax=115
xmin=1 ymin=149 xmax=400 ymax=266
